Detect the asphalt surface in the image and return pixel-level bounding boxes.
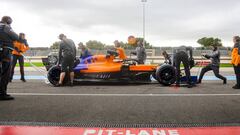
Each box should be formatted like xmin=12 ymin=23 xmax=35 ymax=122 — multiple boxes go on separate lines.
xmin=1 ymin=78 xmax=240 ymax=126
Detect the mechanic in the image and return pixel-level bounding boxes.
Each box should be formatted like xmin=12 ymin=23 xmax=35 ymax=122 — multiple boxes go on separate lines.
xmin=114 ymin=40 xmax=127 ymax=60
xmin=0 ymin=16 xmax=19 ymax=100
xmin=173 ymin=45 xmax=195 ymax=88
xmin=231 ymin=36 xmax=240 ymax=89
xmin=56 ymin=34 xmax=76 ymax=87
xmin=10 ymin=33 xmax=29 ymax=82
xmin=198 ymin=45 xmax=227 ymax=84
xmin=162 ymin=50 xmax=172 ymax=65
xmin=131 ymin=40 xmax=146 ymax=64
xmin=78 ymin=42 xmax=92 ymax=59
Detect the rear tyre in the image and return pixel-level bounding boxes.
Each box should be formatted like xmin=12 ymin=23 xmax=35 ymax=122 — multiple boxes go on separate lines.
xmin=155 ymin=64 xmax=176 ymax=86
xmin=47 ymin=65 xmax=61 ymax=86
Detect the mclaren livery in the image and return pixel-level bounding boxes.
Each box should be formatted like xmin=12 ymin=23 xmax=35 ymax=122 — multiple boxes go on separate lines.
xmin=43 ymin=50 xmax=177 ymax=86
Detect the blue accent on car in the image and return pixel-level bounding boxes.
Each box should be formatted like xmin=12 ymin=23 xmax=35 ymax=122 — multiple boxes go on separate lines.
xmin=74 ymin=64 xmax=88 ymax=71
xmin=73 ymin=56 xmax=94 ymax=71
xmin=80 ymin=55 xmax=93 ymax=64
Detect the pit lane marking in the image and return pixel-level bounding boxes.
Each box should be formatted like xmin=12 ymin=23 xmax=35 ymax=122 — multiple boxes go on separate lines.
xmin=8 ymin=93 xmax=240 ymax=97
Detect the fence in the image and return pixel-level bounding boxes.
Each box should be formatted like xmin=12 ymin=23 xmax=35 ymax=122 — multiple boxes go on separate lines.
xmin=25 ymin=48 xmax=232 ymax=57
xmin=24 ymin=48 xmax=232 ymax=64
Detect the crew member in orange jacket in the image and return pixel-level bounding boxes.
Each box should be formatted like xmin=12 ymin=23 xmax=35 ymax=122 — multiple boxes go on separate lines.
xmin=231 ymin=36 xmax=240 ymax=89
xmin=114 ymin=40 xmax=127 ymax=60
xmin=10 ymin=33 xmax=29 ymax=82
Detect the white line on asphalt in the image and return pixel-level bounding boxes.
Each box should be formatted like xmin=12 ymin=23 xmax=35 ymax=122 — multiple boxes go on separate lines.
xmin=8 ymin=93 xmax=240 ymax=97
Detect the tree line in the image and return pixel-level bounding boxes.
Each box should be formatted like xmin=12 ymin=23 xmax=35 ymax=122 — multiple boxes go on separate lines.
xmin=50 ymin=37 xmax=223 ymax=49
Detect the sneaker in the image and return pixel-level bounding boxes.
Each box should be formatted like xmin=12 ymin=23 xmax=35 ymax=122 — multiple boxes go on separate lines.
xmin=187 ymin=83 xmax=196 ymax=88
xmin=66 ymin=82 xmax=74 ymax=87
xmin=69 ymin=82 xmax=74 ymax=87
xmin=54 ymin=83 xmax=62 ymax=87
xmin=20 ymin=78 xmax=26 ymax=82
xmin=0 ymin=92 xmax=10 ymax=97
xmin=187 ymin=84 xmax=193 ymax=88
xmin=232 ymin=85 xmax=240 ymax=89
xmin=223 ymin=79 xmax=227 ymax=84
xmin=175 ymin=83 xmax=180 ymax=87
xmin=0 ymin=95 xmax=14 ymax=101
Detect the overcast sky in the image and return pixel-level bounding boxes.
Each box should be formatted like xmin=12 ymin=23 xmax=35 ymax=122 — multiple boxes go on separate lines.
xmin=1 ymin=0 xmax=240 ymax=47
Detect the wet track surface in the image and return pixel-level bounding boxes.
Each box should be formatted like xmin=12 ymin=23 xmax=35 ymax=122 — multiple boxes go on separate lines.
xmin=1 ymin=80 xmax=240 ymax=126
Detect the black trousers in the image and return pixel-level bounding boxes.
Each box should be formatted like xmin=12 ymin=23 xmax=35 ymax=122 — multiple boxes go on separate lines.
xmin=233 ymin=65 xmax=240 ymax=87
xmin=175 ymin=52 xmax=191 ymax=84
xmin=0 ymin=49 xmax=12 ymax=95
xmin=10 ymin=55 xmax=25 ymax=80
xmin=198 ymin=64 xmax=226 ymax=82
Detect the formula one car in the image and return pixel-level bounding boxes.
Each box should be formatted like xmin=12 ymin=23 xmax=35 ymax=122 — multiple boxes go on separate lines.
xmin=42 ymin=50 xmax=177 ymax=86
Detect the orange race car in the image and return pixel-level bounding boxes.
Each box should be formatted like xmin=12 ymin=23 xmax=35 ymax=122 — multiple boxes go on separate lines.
xmin=43 ymin=50 xmax=176 ymax=86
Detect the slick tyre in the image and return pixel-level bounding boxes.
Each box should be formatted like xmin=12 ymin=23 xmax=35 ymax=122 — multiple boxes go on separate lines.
xmin=47 ymin=65 xmax=61 ymax=86
xmin=155 ymin=64 xmax=176 ymax=86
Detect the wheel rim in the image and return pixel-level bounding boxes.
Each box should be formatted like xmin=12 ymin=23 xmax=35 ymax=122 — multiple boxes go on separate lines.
xmin=159 ymin=68 xmax=175 ymax=84
xmin=48 ymin=55 xmax=58 ymax=65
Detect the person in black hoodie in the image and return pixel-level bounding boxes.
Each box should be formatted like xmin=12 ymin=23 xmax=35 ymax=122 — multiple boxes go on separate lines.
xmin=198 ymin=45 xmax=227 ymax=84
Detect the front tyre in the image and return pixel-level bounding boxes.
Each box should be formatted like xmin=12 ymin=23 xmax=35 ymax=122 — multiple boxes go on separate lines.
xmin=156 ymin=64 xmax=176 ymax=86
